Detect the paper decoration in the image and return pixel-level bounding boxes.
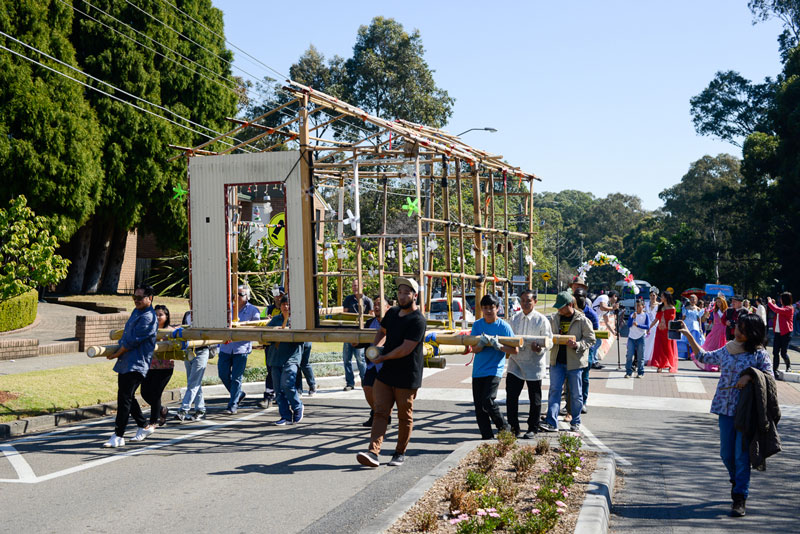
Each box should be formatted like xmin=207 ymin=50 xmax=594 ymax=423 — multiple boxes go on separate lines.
xmin=525 ymin=255 xmax=535 ymax=265
xmin=386 ymin=245 xmax=396 ymax=259
xmin=343 ymin=209 xmax=360 ymax=231
xmin=253 ymin=205 xmax=261 ymax=222
xmin=426 ymin=235 xmax=438 ymax=252
xmin=172 ymin=184 xmax=188 ymax=200
xmin=323 ymin=243 xmax=334 ymax=260
xmin=402 ymin=197 xmax=420 ymax=217
xmin=337 ymin=246 xmax=349 ymax=260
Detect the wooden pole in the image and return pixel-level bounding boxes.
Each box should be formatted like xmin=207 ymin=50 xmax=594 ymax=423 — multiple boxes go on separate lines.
xmin=489 ymin=170 xmax=496 ymax=296
xmin=441 ymin=156 xmax=453 ymax=328
xmin=472 ymin=165 xmax=484 ymax=320
xmin=503 ymin=170 xmax=510 ymax=318
xmin=414 ymin=154 xmax=426 ymax=314
xmin=353 ymin=157 xmax=364 ymax=328
xmin=528 ymin=177 xmax=535 ymax=290
xmin=379 ymin=177 xmax=388 ymax=308
xmin=456 ymin=160 xmax=468 ymax=326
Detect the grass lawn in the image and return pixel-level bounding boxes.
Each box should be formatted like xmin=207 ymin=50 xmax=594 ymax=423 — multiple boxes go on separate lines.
xmin=0 ymin=363 xmax=187 ymax=423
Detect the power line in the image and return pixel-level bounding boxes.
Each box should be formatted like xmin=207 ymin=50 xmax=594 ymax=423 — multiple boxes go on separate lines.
xmin=0 ymin=37 xmax=248 ymax=151
xmin=67 ymin=0 xmax=239 ymax=95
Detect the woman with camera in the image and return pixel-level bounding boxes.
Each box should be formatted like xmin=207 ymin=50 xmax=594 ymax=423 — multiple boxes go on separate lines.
xmin=678 ymin=314 xmax=775 ymax=517
xmin=649 ymin=291 xmax=678 ymax=373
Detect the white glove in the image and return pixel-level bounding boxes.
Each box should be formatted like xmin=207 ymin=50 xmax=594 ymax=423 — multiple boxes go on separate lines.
xmin=488 ymin=335 xmax=503 ymax=351
xmin=476 ymin=333 xmax=491 ymax=349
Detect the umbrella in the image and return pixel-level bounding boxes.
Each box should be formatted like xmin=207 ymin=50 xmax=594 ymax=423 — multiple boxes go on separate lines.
xmin=681 ymin=288 xmax=706 ymax=298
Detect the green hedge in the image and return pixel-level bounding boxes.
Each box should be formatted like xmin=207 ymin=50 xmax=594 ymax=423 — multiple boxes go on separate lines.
xmin=0 ymin=289 xmax=38 ymax=332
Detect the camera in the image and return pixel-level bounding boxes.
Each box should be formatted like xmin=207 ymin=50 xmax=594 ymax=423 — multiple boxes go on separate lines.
xmin=668 ymin=320 xmax=683 ymax=340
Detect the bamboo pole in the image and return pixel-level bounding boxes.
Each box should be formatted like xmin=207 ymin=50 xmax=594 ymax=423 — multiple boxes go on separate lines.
xmin=489 ymin=171 xmax=496 ymax=296
xmin=472 ymin=165 xmax=484 ymax=320
xmin=503 ymin=170 xmax=510 ymax=318
xmin=414 ymin=154 xmax=426 ymax=314
xmin=456 ymin=160 xmax=468 ymax=327
xmin=442 ymin=156 xmax=453 ymax=329
xmin=379 ymin=177 xmax=388 ymax=308
xmin=353 ymin=157 xmax=364 ymax=328
xmin=87 ymin=340 xmax=220 ymax=358
xmin=528 ymin=178 xmax=535 ymax=289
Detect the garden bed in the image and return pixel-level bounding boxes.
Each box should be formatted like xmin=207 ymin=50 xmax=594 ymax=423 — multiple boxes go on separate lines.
xmin=389 ymin=432 xmax=597 ymax=534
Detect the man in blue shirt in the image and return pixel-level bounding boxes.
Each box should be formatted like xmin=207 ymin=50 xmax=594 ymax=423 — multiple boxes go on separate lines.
xmin=219 ymin=285 xmax=261 ymax=414
xmin=266 ymin=296 xmax=304 ymax=425
xmin=103 ymin=285 xmax=158 ymax=448
xmin=470 ymin=293 xmax=518 ymax=439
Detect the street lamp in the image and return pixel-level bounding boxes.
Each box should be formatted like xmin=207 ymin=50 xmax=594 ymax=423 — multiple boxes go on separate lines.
xmin=456 ymin=127 xmax=498 ymax=136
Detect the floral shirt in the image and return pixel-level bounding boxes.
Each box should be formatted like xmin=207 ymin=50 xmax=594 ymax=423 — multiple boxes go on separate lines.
xmin=696 ymin=344 xmax=773 ymax=417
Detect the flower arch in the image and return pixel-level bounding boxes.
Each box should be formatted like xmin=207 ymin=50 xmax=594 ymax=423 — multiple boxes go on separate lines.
xmin=577 ymin=252 xmax=639 ymax=295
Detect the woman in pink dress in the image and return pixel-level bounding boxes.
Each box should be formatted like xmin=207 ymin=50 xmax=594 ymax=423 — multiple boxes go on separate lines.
xmin=702 ymin=297 xmax=728 ymax=352
xmin=650 ymin=291 xmax=678 ymax=373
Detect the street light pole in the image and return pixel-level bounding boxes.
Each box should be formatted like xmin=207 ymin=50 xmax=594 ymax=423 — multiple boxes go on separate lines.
xmin=556 ymin=226 xmax=560 ymax=293
xmin=456 ymin=127 xmax=498 ymax=136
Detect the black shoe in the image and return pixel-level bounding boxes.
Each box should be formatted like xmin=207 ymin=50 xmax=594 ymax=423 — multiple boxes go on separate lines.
xmin=258 ymin=398 xmax=271 ymax=409
xmin=362 ymin=415 xmax=374 ymax=427
xmin=388 ymin=453 xmax=405 ymax=466
xmin=511 ymin=427 xmax=521 ymax=438
xmin=238 ymin=391 xmax=247 ymax=404
xmin=581 ymin=406 xmax=587 ymax=414
xmin=193 ymin=410 xmax=206 ymax=421
xmin=522 ymin=431 xmax=537 ymax=439
xmin=343 ymin=385 xmax=354 ymax=391
xmin=591 ymin=363 xmax=605 ymax=370
xmin=730 ymin=495 xmax=746 ymax=517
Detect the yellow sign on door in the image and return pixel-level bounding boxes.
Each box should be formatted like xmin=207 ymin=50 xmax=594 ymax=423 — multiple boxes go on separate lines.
xmin=268 ymin=212 xmax=286 ymax=248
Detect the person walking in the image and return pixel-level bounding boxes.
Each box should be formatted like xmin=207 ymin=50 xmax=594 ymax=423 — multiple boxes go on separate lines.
xmin=649 ymin=291 xmax=677 ymax=373
xmin=138 ymin=305 xmax=175 ymax=434
xmin=294 ymin=342 xmax=317 ymax=396
xmin=266 ymin=296 xmax=304 ymax=425
xmin=218 ymin=285 xmax=261 ymax=414
xmin=703 ymin=296 xmax=728 ymax=351
xmin=625 ymin=299 xmax=649 ymax=378
xmin=541 ymin=292 xmax=595 ymax=433
xmin=362 ymin=297 xmax=390 ymax=427
xmin=767 ymin=292 xmax=794 ymax=375
xmin=572 ymin=288 xmax=597 ymax=412
xmin=507 ymin=290 xmax=552 ymax=439
xmin=357 ymin=277 xmax=426 ymax=468
xmin=175 ymin=311 xmax=212 ymax=422
xmin=642 ymin=288 xmax=660 ymax=366
xmin=342 ymin=279 xmax=373 ymax=391
xmin=682 ymin=295 xmax=710 ymax=371
xmin=469 ymin=294 xmax=518 ymax=440
xmin=102 ymin=285 xmax=158 ymax=448
xmin=679 ymin=314 xmax=775 ymax=517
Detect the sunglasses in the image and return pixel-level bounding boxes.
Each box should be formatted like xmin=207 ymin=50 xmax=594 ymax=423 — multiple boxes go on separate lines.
xmin=132 ymin=295 xmax=147 ymax=301
xmin=237 ymin=292 xmax=247 ymax=297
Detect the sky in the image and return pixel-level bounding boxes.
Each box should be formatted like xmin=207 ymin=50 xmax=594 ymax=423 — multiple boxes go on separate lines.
xmin=212 ymin=0 xmax=785 ymax=210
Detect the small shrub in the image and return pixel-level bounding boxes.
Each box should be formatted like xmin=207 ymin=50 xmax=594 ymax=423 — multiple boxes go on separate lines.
xmin=558 ymin=433 xmax=582 ymax=452
xmin=511 ymin=504 xmax=559 ymax=534
xmin=496 ymin=429 xmax=517 ymax=455
xmin=466 ymin=469 xmax=490 ymax=491
xmin=491 ymin=475 xmax=519 ymax=503
xmin=413 ymin=508 xmax=438 ymax=532
xmin=511 ymin=446 xmax=537 ymax=481
xmin=447 ymin=484 xmax=468 ymax=514
xmin=534 ymin=438 xmax=550 ymax=455
xmin=477 ymin=443 xmax=499 ymax=473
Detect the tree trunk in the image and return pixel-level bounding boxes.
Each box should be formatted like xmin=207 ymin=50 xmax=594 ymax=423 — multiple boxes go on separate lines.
xmin=83 ymin=221 xmax=114 ymax=294
xmin=99 ymin=226 xmax=129 ymax=294
xmin=64 ymin=220 xmax=94 ymax=294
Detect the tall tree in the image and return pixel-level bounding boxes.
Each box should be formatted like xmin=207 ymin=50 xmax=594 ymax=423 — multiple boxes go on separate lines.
xmin=67 ymin=0 xmax=238 ymax=293
xmin=0 ymin=0 xmax=104 ymax=260
xmin=748 ymin=0 xmax=800 ymax=61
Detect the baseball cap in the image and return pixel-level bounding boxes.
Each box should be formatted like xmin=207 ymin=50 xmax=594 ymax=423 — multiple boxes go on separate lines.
xmin=553 ymin=291 xmax=574 ymax=309
xmin=394 ymin=276 xmax=419 ymax=293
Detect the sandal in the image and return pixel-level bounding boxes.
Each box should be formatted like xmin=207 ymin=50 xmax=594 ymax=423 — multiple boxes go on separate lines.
xmin=158 ymin=405 xmax=168 ymax=426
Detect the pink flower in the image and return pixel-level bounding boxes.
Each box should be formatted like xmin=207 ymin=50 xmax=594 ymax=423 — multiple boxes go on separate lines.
xmin=564 ymin=453 xmax=571 ymax=457
xmin=557 ymin=508 xmax=566 ymax=514
xmin=532 ymin=508 xmax=541 ymax=515
xmin=555 ymin=500 xmax=567 ymax=507
xmin=542 ymin=468 xmax=549 ymax=473
xmin=486 ymin=508 xmax=496 ymax=513
xmin=550 ymin=488 xmax=558 ymax=494
xmin=449 ymin=518 xmax=461 ymax=525
xmin=458 ymin=514 xmax=469 ymax=520
xmin=489 ymin=512 xmax=500 ymax=518
xmin=452 ymin=510 xmax=461 ymax=515
xmin=576 ymin=466 xmax=582 ymax=471
xmin=477 ymin=509 xmax=487 ymax=516
xmin=532 ymin=484 xmax=540 ymax=490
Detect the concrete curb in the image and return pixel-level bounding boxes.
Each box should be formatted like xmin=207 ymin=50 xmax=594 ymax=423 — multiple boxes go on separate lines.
xmin=0 ymin=374 xmax=352 ymax=439
xmin=574 ymin=452 xmax=616 ymax=534
xmin=357 ymin=439 xmax=482 ymax=534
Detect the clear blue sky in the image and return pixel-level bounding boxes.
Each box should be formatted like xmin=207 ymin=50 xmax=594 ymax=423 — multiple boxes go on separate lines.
xmin=212 ymin=0 xmax=784 ymax=210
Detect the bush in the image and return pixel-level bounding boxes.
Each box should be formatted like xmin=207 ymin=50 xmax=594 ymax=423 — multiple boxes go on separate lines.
xmin=476 ymin=443 xmax=500 ymax=473
xmin=0 ymin=289 xmax=37 ymax=332
xmin=413 ymin=508 xmax=438 ymax=532
xmin=534 ymin=438 xmax=550 ymax=455
xmin=496 ymin=429 xmax=517 ymax=455
xmin=465 ymin=470 xmax=490 ymax=491
xmin=511 ymin=446 xmax=537 ymax=481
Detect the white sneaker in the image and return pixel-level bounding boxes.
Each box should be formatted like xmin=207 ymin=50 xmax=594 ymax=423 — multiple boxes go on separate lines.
xmin=102 ymin=435 xmax=125 ymax=448
xmin=131 ymin=426 xmax=155 ymax=442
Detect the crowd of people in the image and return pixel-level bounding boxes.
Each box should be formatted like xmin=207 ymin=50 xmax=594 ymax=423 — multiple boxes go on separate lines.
xmin=105 ymin=277 xmax=788 ymax=518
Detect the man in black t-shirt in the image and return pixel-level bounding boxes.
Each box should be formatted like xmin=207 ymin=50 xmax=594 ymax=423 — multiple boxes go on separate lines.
xmin=356 ymin=277 xmax=426 ymax=468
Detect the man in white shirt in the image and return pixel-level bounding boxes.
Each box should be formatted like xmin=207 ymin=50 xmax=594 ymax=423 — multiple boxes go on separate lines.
xmin=507 ymin=290 xmax=553 ymax=438
xmin=625 ymin=299 xmax=650 ymax=378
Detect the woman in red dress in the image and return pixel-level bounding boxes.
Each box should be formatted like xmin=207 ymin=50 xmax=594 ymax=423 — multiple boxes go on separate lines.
xmin=649 ymin=291 xmax=678 ymax=373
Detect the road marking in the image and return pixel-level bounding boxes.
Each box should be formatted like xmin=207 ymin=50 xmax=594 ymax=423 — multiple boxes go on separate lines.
xmin=605 ymin=371 xmax=634 ymax=389
xmin=588 ymin=392 xmax=710 ymax=413
xmin=674 ymin=375 xmax=706 ymax=393
xmin=0 ymin=410 xmax=269 ymax=484
xmin=580 ymin=424 xmax=632 ymax=466
xmin=460 ymin=377 xmax=472 ymax=384
xmin=0 ymin=444 xmax=36 ymax=482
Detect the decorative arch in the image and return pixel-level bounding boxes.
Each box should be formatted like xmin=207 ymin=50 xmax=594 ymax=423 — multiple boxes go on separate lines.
xmin=577 ymin=252 xmax=639 ymax=295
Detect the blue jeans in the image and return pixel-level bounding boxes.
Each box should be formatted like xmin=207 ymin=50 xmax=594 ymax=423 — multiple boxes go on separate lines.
xmin=342 ymin=343 xmax=366 ymax=387
xmin=719 ymin=414 xmax=750 ymax=497
xmin=546 ymin=364 xmax=583 ymax=427
xmin=626 ymin=337 xmax=645 ymax=376
xmin=588 ymin=338 xmax=601 ymax=365
xmin=272 ymin=360 xmax=302 ymax=421
xmin=181 ymin=347 xmax=209 ymax=412
xmin=581 ymin=366 xmax=590 ymax=404
xmin=295 ymin=342 xmax=316 ymax=394
xmin=218 ymin=351 xmax=249 ymax=410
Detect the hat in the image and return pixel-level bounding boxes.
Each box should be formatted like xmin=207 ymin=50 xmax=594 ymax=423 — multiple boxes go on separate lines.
xmin=394 ymin=276 xmax=419 ymax=293
xmin=552 ymin=291 xmax=574 ymax=310
xmin=570 ymin=276 xmax=588 ymax=289
xmin=732 ymin=294 xmax=744 ymax=302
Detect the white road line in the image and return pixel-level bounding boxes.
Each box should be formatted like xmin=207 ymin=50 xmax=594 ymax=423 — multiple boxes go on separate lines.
xmin=0 ymin=410 xmax=269 ymax=484
xmin=460 ymin=377 xmax=472 ymax=384
xmin=605 ymin=371 xmax=634 ymax=389
xmin=580 ymin=424 xmax=632 ymax=466
xmin=674 ymin=375 xmax=706 ymax=393
xmin=0 ymin=444 xmax=37 ymax=482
